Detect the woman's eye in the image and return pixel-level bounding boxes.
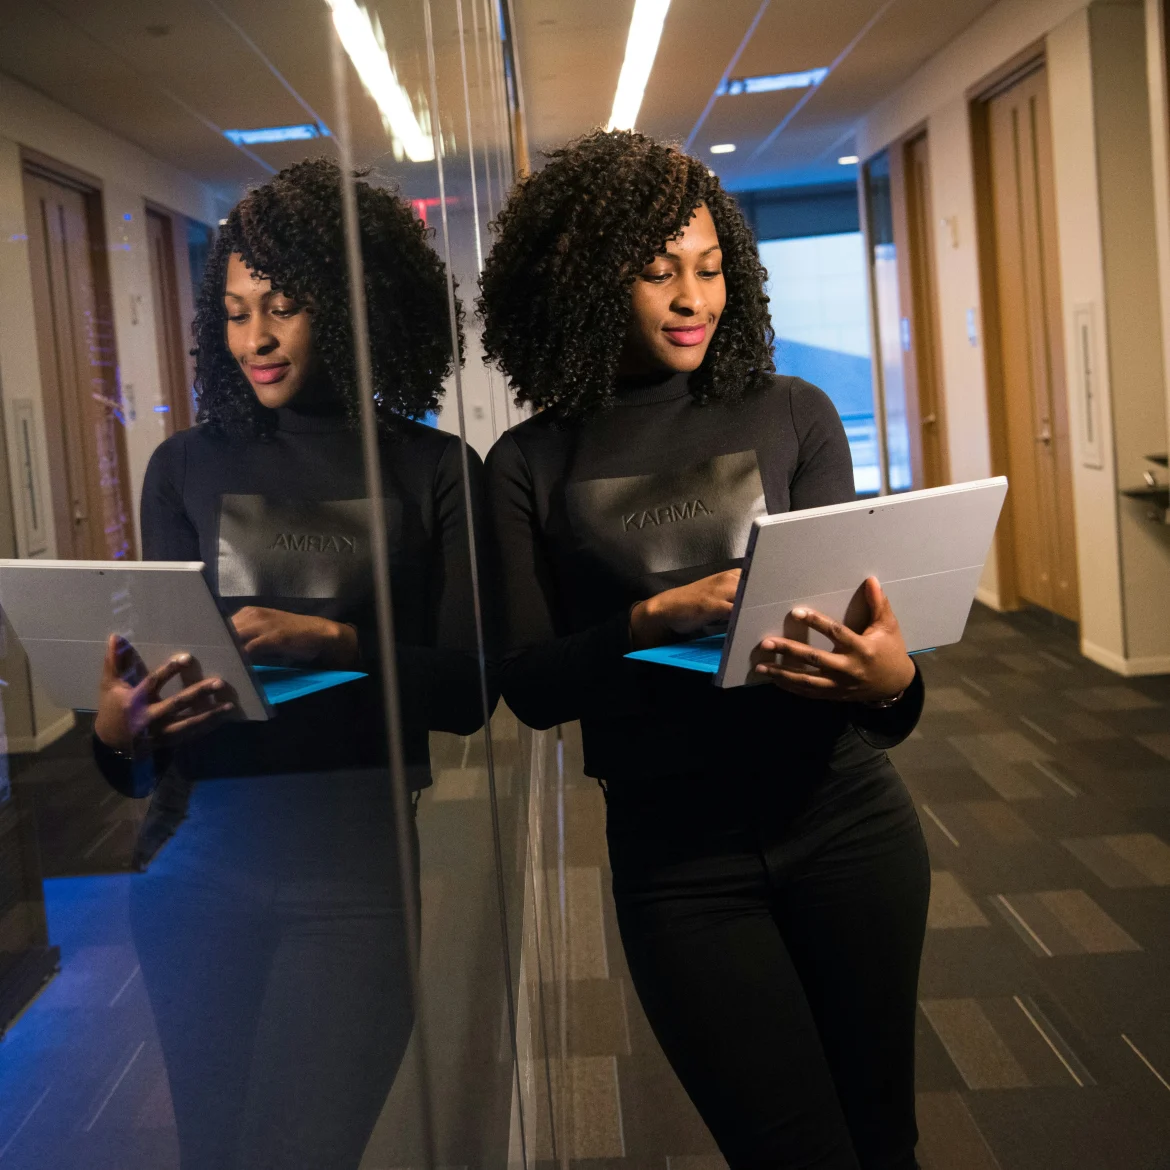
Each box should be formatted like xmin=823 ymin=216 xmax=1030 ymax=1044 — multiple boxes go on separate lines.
xmin=226 ymin=313 xmax=248 ymax=324
xmin=700 ymin=269 xmax=723 ymax=279
xmin=643 ymin=272 xmax=671 ymax=284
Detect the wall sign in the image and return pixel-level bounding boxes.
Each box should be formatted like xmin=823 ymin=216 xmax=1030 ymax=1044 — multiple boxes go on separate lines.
xmin=13 ymin=398 xmax=49 ymax=557
xmin=1073 ymin=303 xmax=1104 ymax=469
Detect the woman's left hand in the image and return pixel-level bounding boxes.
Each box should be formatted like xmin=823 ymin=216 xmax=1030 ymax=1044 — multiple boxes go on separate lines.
xmin=231 ymin=607 xmax=360 ymax=669
xmin=751 ymin=577 xmax=916 ymax=704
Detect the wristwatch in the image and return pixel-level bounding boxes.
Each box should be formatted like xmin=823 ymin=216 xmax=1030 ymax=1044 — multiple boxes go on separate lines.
xmin=865 ymin=688 xmax=905 ymax=709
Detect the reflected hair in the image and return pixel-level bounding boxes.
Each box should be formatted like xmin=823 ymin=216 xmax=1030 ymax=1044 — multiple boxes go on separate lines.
xmin=193 ymin=156 xmax=459 ymax=437
xmin=477 ymin=129 xmax=774 ymax=420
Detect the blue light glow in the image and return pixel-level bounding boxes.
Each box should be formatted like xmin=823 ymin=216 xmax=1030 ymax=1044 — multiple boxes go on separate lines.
xmin=153 ymin=405 xmax=170 ymax=413
xmin=223 ymin=124 xmax=330 ymax=146
xmin=717 ymin=68 xmax=828 ymax=97
xmin=123 ymin=212 xmax=133 ymax=221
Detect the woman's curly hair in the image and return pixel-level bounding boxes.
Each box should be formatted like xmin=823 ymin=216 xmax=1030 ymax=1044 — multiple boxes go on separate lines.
xmin=193 ymin=156 xmax=459 ymax=437
xmin=477 ymin=129 xmax=773 ymax=419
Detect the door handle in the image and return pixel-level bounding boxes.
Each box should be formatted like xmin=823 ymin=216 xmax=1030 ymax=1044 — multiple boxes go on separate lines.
xmin=73 ymin=502 xmax=87 ymax=525
xmin=1035 ymin=427 xmax=1052 ymax=446
xmin=922 ymin=414 xmax=937 ymax=427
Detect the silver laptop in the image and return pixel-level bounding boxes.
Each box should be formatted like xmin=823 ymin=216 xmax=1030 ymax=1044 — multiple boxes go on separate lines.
xmin=0 ymin=560 xmax=365 ymax=721
xmin=627 ymin=477 xmax=1008 ymax=688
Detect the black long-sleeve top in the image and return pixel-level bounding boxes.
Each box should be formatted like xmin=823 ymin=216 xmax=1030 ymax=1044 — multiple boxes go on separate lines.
xmin=486 ymin=372 xmax=923 ymax=784
xmin=96 ymin=405 xmax=492 ymax=795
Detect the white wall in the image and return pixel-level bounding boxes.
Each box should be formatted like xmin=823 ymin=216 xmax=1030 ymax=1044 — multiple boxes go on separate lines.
xmin=857 ymin=0 xmax=1170 ymax=674
xmin=0 ymin=71 xmax=219 ymax=747
xmin=0 ymin=70 xmax=219 ymax=561
xmin=1086 ymin=3 xmax=1170 ymax=669
xmin=1045 ymin=9 xmax=1127 ymax=665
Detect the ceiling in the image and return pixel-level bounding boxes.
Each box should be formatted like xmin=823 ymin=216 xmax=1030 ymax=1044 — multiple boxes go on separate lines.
xmin=512 ymin=0 xmax=1002 ymax=190
xmin=0 ymin=0 xmax=511 ymax=209
xmin=0 ymin=0 xmax=1003 ymax=213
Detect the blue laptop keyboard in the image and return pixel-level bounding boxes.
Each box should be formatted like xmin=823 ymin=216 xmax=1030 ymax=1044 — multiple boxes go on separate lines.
xmin=251 ymin=666 xmax=368 ymax=704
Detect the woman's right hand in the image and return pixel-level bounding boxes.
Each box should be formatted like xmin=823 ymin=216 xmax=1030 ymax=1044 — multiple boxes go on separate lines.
xmin=629 ymin=569 xmax=741 ymax=650
xmin=93 ymin=635 xmax=236 ymax=757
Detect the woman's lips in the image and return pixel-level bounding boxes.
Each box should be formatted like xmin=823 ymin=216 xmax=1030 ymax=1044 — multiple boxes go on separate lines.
xmin=249 ymin=363 xmax=291 ymax=384
xmin=663 ymin=325 xmax=708 ymax=347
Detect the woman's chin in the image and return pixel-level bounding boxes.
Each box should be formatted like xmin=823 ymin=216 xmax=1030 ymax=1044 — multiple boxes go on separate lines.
xmin=656 ymin=345 xmax=710 ymax=373
xmin=251 ymin=382 xmax=301 ymax=410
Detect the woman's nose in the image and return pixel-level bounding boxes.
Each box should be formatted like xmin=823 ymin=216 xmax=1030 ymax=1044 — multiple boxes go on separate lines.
xmin=244 ymin=319 xmax=278 ymax=355
xmin=672 ymin=272 xmax=706 ymax=315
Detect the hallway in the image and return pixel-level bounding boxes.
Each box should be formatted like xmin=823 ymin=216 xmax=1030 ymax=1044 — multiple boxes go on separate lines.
xmin=539 ymin=604 xmax=1170 ymax=1169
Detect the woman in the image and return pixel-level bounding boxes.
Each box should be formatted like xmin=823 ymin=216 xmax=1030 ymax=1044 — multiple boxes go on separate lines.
xmin=480 ymin=130 xmax=929 ymax=1169
xmin=93 ymin=158 xmax=489 ymax=1169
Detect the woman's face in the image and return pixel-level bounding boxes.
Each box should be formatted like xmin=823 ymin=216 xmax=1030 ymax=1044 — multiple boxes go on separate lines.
xmin=621 ymin=202 xmax=727 ymax=376
xmin=224 ymin=253 xmax=319 ymax=410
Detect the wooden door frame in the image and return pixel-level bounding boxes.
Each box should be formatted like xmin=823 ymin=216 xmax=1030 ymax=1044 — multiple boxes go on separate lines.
xmin=878 ymin=126 xmax=953 ymax=492
xmin=20 ymin=151 xmax=136 ymax=560
xmin=887 ymin=128 xmax=930 ymax=489
xmin=145 ymin=203 xmax=195 ymax=432
xmin=969 ymin=51 xmax=1048 ymax=612
xmin=902 ymin=129 xmax=951 ymax=486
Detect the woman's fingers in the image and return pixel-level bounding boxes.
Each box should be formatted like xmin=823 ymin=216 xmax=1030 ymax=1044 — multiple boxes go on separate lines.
xmin=787 ymin=606 xmax=864 ymax=650
xmin=758 ymin=668 xmax=853 ymax=698
xmin=146 ymin=677 xmax=227 ymax=726
xmin=754 ymin=638 xmax=858 ymax=678
xmin=155 ymin=701 xmax=236 ymax=743
xmin=134 ymin=652 xmax=197 ymax=702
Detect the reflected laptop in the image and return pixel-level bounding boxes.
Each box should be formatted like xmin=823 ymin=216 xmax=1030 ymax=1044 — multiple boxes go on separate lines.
xmin=0 ymin=560 xmax=366 ymax=720
xmin=626 ymin=477 xmax=1008 ymax=688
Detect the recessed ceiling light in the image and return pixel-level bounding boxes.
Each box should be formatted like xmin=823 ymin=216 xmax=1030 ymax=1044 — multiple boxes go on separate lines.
xmin=223 ymin=124 xmax=329 ymax=146
xmin=326 ymin=0 xmax=435 ymax=163
xmin=709 ymin=143 xmax=736 ymax=154
xmin=607 ymin=0 xmax=672 ymax=131
xmin=717 ymin=68 xmax=828 ymax=97
xmin=838 ymin=155 xmax=860 ymax=165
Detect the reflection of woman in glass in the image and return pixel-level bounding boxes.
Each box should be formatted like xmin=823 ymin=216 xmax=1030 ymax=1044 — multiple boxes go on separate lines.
xmin=92 ymin=158 xmax=487 ymax=1169
xmin=480 ymin=130 xmax=928 ymax=1170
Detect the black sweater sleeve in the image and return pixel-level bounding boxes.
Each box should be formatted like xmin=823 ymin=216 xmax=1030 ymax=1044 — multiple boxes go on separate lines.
xmin=94 ymin=433 xmax=497 ymax=796
xmin=93 ymin=440 xmax=192 ymax=797
xmin=487 ymin=432 xmax=631 ymax=731
xmin=395 ymin=436 xmax=496 ymax=737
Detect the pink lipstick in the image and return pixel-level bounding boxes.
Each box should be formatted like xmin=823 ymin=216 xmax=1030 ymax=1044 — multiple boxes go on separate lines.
xmin=249 ymin=363 xmax=290 ymax=384
xmin=663 ymin=325 xmax=707 ymax=347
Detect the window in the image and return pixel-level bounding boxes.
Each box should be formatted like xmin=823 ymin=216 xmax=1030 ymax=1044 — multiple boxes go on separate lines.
xmin=760 ymin=232 xmax=881 ymax=494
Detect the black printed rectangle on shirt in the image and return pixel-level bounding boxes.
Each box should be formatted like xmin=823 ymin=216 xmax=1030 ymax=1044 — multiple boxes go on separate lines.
xmin=563 ymin=450 xmax=766 ymax=583
xmin=215 ymin=495 xmax=400 ymax=601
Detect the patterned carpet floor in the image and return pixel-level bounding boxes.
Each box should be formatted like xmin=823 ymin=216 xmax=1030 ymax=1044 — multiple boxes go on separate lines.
xmin=539 ymin=604 xmax=1170 ymax=1169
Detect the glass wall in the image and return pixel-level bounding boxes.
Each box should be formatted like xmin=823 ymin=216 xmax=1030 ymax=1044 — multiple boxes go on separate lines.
xmin=762 ymin=231 xmax=881 ymax=494
xmin=0 ymin=3 xmax=529 ymax=1168
xmin=862 ymin=150 xmax=916 ymax=492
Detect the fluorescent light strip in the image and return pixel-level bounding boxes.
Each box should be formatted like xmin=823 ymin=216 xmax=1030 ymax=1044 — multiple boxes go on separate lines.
xmin=223 ymin=124 xmax=328 ymax=146
xmin=607 ymin=0 xmax=672 ymax=132
xmin=709 ymin=143 xmax=736 ymax=154
xmin=326 ymin=0 xmax=434 ymax=162
xmin=838 ymin=154 xmax=859 ymax=165
xmin=717 ymin=67 xmax=828 ymax=97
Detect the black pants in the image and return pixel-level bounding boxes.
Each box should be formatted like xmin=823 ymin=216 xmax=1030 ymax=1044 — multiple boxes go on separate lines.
xmin=605 ymin=729 xmax=930 ymax=1170
xmin=131 ymin=769 xmax=418 ymax=1170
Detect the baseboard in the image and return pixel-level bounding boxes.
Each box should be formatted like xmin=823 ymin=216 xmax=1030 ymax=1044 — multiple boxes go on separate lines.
xmin=1081 ymin=640 xmax=1170 ymax=677
xmin=0 ymin=945 xmax=60 ymax=1038
xmin=975 ymin=585 xmax=1003 ymax=611
xmin=6 ymin=710 xmax=76 ymax=755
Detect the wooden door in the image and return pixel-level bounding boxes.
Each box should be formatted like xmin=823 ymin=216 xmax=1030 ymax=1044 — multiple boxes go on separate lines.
xmin=986 ymin=66 xmax=1079 ymax=620
xmin=903 ymin=132 xmax=949 ymax=486
xmin=23 ymin=169 xmax=135 ymax=560
xmin=146 ymin=208 xmax=193 ymax=434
